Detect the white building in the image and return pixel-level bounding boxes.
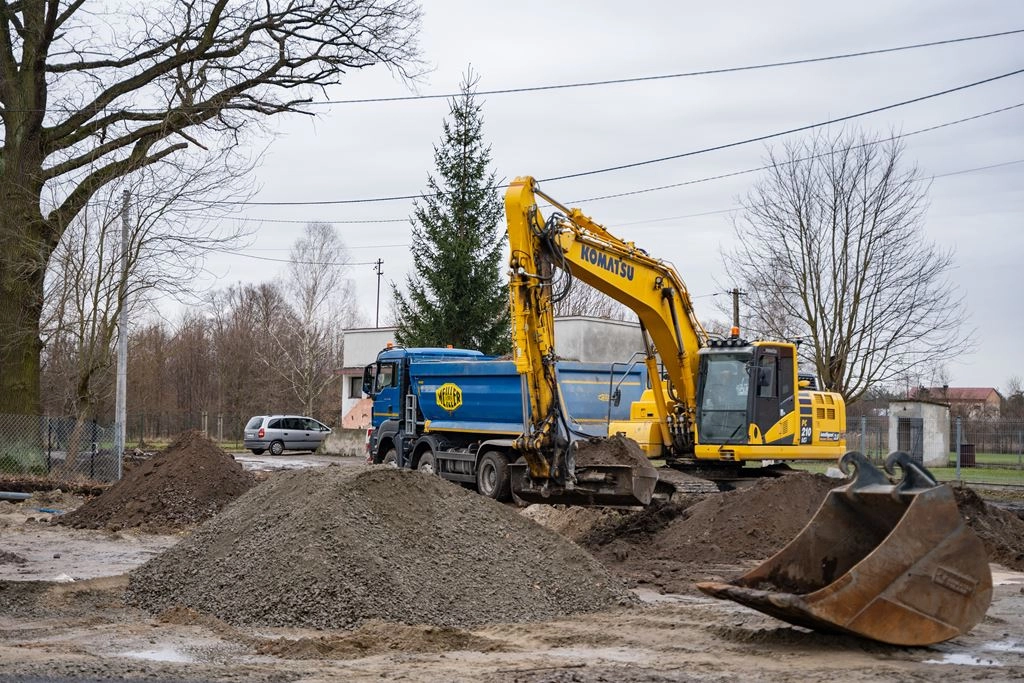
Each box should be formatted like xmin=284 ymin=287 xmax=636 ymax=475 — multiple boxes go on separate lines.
xmin=888 ymin=399 xmax=950 ymax=469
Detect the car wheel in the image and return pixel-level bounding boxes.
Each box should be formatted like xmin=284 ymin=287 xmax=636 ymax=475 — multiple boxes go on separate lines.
xmin=381 ymin=449 xmax=398 ymax=467
xmin=476 ymin=451 xmax=510 ymax=501
xmin=250 ymin=449 xmax=265 ymax=455
xmin=269 ymin=440 xmax=285 ymax=456
xmin=417 ymin=451 xmax=437 ymax=475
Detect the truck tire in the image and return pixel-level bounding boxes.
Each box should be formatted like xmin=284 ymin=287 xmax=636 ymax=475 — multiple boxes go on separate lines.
xmin=381 ymin=449 xmax=398 ymax=467
xmin=476 ymin=451 xmax=511 ymax=501
xmin=417 ymin=451 xmax=436 ymax=475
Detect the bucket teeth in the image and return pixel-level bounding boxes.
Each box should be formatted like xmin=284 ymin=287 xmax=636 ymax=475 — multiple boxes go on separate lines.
xmin=697 ymin=452 xmax=992 ymax=646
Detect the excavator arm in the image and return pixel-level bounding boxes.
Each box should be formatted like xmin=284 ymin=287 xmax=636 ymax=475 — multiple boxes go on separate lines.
xmin=506 ymin=175 xmax=707 ymax=502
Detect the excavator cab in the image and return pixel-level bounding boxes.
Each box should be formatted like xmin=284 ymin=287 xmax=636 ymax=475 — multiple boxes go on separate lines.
xmin=693 ymin=339 xmax=847 ymax=462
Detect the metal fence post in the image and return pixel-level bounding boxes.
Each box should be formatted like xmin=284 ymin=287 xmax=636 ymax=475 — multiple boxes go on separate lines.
xmin=955 ymin=417 xmax=962 ymax=482
xmin=860 ymin=416 xmax=866 ymax=456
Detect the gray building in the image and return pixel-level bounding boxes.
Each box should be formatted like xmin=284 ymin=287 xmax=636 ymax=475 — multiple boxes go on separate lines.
xmin=340 ymin=316 xmax=644 ymax=428
xmin=888 ymin=399 xmax=950 ymax=469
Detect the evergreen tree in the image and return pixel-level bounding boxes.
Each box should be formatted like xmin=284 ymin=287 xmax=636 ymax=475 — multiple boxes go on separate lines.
xmin=393 ymin=72 xmax=510 ymax=354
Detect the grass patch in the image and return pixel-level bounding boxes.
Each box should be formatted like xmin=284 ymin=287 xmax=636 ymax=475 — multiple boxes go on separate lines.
xmin=787 ymin=460 xmax=1024 ymax=486
xmin=0 ymin=442 xmax=48 ymax=476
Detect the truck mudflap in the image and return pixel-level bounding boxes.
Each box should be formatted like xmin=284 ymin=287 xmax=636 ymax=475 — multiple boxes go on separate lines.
xmin=510 ymin=462 xmax=658 ymax=507
xmin=696 ymin=451 xmax=992 ymax=646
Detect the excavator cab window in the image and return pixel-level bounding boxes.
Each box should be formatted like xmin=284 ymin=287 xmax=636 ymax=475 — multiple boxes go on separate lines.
xmin=697 ymin=352 xmax=752 ymax=443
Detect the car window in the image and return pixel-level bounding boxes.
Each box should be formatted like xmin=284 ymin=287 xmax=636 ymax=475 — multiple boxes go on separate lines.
xmin=302 ymin=418 xmax=318 ymax=430
xmin=268 ymin=418 xmax=282 ymax=429
xmin=245 ymin=416 xmax=263 ymax=430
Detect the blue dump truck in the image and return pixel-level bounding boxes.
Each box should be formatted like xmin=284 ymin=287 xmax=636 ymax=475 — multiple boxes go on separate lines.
xmin=361 ymin=346 xmax=647 ymax=500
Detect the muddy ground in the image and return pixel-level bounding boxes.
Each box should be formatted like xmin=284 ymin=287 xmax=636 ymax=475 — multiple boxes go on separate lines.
xmin=2 ymin=457 xmax=1023 ymax=682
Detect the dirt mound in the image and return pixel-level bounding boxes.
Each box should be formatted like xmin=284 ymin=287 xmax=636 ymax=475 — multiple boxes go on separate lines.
xmin=954 ymin=487 xmax=1024 ymax=571
xmin=257 ymin=621 xmax=507 ymax=659
xmin=126 ymin=466 xmax=634 ymax=630
xmin=57 ymin=431 xmax=254 ymax=532
xmin=581 ymin=472 xmax=841 ymax=593
xmin=575 ymin=435 xmax=654 ymax=470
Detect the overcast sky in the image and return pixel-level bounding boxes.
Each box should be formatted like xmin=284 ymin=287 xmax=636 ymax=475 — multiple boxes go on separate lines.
xmin=194 ymin=0 xmax=1024 ymax=392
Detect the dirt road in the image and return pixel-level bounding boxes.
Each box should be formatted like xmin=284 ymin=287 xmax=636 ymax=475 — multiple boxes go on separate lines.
xmin=1 ymin=571 xmax=1022 ymax=682
xmin=2 ymin=455 xmax=1022 ymax=682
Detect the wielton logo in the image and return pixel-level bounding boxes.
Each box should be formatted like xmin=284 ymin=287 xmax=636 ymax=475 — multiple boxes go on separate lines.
xmin=436 ymin=383 xmax=463 ymax=412
xmin=580 ymin=245 xmax=635 ymax=281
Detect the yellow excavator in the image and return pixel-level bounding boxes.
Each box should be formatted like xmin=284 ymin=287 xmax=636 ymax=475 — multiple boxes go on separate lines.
xmin=504 ymin=175 xmax=991 ymax=646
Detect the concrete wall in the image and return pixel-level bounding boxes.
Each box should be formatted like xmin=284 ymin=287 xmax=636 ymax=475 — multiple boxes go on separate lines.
xmin=888 ymin=400 xmax=950 ymax=468
xmin=344 ymin=327 xmax=399 ymax=367
xmin=321 ymin=428 xmax=368 ymax=457
xmin=341 ymin=327 xmax=399 ymax=419
xmin=551 ymin=316 xmax=643 ymax=364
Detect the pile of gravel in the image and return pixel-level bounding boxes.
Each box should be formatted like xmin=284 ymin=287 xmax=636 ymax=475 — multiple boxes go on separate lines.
xmin=126 ymin=466 xmax=634 ymax=629
xmin=57 ymin=430 xmax=255 ymax=532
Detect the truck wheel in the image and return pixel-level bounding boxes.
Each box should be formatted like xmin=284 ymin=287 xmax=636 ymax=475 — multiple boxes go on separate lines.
xmin=476 ymin=451 xmax=510 ymax=501
xmin=381 ymin=449 xmax=398 ymax=467
xmin=270 ymin=440 xmax=284 ymax=456
xmin=417 ymin=451 xmax=436 ymax=475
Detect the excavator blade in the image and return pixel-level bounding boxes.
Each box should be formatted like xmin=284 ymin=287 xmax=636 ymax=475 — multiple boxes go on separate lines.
xmin=510 ymin=462 xmax=658 ymax=507
xmin=696 ymin=451 xmax=992 ymax=646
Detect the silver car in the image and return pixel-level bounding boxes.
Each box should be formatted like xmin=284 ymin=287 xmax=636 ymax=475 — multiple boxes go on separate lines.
xmin=243 ymin=415 xmax=332 ymax=455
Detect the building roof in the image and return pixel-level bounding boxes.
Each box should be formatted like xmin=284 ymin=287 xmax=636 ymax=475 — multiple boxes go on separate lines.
xmin=911 ymin=387 xmax=1003 ymax=402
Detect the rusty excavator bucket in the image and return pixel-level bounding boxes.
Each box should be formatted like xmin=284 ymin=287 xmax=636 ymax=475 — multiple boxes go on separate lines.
xmin=696 ymin=451 xmax=992 ymax=646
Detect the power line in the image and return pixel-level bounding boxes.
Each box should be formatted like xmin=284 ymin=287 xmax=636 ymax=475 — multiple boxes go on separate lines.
xmin=569 ymin=101 xmax=1024 ymax=204
xmin=540 ymin=67 xmax=1024 ymax=183
xmin=308 ymin=29 xmax=1024 ymax=104
xmin=207 ymin=93 xmax=1024 ymax=208
xmin=216 ymin=156 xmax=1024 ymax=259
xmin=6 ymin=28 xmax=1019 ymax=115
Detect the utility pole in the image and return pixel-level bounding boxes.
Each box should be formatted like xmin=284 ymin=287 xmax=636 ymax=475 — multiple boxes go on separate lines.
xmin=731 ymin=288 xmax=743 ymax=328
xmin=114 ymin=190 xmax=129 ymax=479
xmin=373 ymin=259 xmax=384 ymax=328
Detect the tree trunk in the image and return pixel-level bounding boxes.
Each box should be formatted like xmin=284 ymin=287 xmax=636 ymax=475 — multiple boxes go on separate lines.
xmin=0 ymin=191 xmax=48 ymax=415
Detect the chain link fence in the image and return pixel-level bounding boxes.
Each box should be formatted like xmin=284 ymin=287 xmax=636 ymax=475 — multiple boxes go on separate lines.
xmin=0 ymin=414 xmax=119 ymax=484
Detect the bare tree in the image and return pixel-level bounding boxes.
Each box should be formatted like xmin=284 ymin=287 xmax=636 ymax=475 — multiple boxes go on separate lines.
xmin=269 ymin=222 xmax=357 ymax=418
xmin=40 ymin=159 xmax=249 ymax=418
xmin=552 ymin=279 xmax=631 ymax=321
xmin=0 ymin=1 xmax=423 ymax=414
xmin=723 ymin=129 xmax=970 ymax=403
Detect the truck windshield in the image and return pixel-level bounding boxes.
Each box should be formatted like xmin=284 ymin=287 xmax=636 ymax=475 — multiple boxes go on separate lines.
xmin=699 ymin=353 xmax=751 ymax=443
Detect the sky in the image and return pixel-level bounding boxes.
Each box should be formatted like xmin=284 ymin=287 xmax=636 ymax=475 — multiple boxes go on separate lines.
xmin=193 ymin=0 xmax=1024 ymax=393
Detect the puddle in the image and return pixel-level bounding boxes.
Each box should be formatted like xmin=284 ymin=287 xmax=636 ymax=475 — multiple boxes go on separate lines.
xmin=632 ymin=588 xmax=706 ymax=604
xmin=991 ymin=569 xmax=1024 ymax=586
xmin=234 ymin=457 xmax=322 ymax=472
xmin=982 ymin=640 xmax=1024 ymax=653
xmin=120 ymin=646 xmax=193 ymax=663
xmin=546 ymin=647 xmax=649 ymax=663
xmin=923 ymin=653 xmax=1002 ymax=666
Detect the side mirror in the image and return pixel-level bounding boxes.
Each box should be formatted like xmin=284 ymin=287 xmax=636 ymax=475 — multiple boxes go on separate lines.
xmin=361 ymin=364 xmax=375 ymax=396
xmin=612 ymin=389 xmax=621 ymax=407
